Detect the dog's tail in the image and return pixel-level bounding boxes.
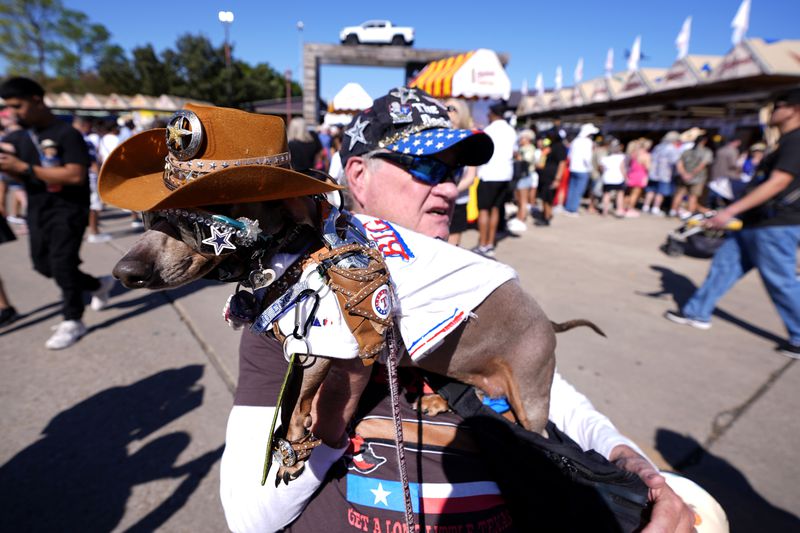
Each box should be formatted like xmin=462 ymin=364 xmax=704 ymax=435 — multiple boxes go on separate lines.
xmin=550 ymin=319 xmax=606 ymax=338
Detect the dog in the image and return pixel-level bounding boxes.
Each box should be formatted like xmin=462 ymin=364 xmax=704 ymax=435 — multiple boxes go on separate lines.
xmin=101 ymin=104 xmax=601 ymax=483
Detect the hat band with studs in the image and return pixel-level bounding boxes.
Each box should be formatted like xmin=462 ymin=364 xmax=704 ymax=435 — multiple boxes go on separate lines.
xmin=162 ymin=152 xmax=293 ymax=191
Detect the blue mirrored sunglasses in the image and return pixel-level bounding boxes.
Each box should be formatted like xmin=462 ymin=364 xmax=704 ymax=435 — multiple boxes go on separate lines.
xmin=371 ymin=152 xmax=463 ymax=185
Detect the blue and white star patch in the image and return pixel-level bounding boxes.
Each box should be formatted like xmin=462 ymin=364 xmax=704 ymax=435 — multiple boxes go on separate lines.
xmin=389 ymin=128 xmax=478 ymax=157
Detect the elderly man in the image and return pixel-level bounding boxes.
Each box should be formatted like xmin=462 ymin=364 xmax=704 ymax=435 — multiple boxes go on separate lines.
xmin=221 ymin=87 xmax=693 ymax=532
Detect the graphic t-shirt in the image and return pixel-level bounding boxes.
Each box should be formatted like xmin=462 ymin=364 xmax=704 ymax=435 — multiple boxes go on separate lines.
xmin=4 ymin=119 xmax=90 ymax=208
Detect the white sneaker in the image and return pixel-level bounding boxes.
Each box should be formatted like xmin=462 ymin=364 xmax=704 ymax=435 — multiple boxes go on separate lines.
xmin=504 ymin=203 xmax=519 ymax=218
xmin=507 ymin=218 xmax=528 ymax=234
xmin=6 ymin=215 xmax=26 ymax=225
xmin=90 ymin=275 xmax=116 ymax=311
xmin=45 ymin=320 xmax=87 ymax=350
xmin=87 ymin=232 xmax=112 ymax=244
xmin=651 ymin=207 xmax=665 ymax=217
xmin=552 ymin=205 xmax=565 ymax=214
xmin=668 ymin=209 xmax=678 ymax=217
xmin=130 ymin=220 xmax=144 ymax=229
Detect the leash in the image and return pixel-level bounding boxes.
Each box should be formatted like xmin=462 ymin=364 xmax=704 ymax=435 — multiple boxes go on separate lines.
xmin=262 ymin=351 xmax=297 ymax=485
xmin=385 ymin=326 xmax=416 ymax=532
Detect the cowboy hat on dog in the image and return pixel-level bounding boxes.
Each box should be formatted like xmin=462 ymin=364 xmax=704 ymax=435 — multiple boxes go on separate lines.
xmin=99 ymin=103 xmax=341 ymax=211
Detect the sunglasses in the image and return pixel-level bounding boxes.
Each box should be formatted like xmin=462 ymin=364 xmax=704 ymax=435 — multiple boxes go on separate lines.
xmin=142 ymin=208 xmax=258 ymax=256
xmin=371 ymin=152 xmax=463 ymax=185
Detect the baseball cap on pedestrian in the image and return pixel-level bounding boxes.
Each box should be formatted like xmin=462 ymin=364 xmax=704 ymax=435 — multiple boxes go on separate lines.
xmin=773 ymin=88 xmax=800 ymax=106
xmin=338 ymin=86 xmax=493 ymax=167
xmin=663 ymin=131 xmax=680 ymax=143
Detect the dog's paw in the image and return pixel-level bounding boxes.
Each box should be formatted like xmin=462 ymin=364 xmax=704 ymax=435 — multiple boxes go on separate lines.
xmin=418 ymin=393 xmax=450 ymax=416
xmin=275 ymin=462 xmax=306 ymax=486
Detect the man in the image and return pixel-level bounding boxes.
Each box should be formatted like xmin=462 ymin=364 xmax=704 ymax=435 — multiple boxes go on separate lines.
xmin=666 ymin=88 xmax=800 ymax=358
xmin=474 ymin=101 xmax=516 ymax=257
xmin=670 ymin=133 xmax=713 ymax=217
xmin=221 ymin=87 xmax=693 ymax=532
xmin=0 ymin=77 xmax=114 ymax=349
xmin=642 ymin=131 xmax=682 ymax=216
xmin=707 ymin=136 xmax=742 ymax=207
xmin=564 ymin=123 xmax=599 ymax=215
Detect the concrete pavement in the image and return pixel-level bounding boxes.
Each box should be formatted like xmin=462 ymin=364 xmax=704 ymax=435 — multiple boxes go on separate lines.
xmin=0 ymin=207 xmax=797 ymax=532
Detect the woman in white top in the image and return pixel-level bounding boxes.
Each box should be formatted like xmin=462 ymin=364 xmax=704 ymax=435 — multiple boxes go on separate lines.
xmin=600 ymin=139 xmax=628 ymax=217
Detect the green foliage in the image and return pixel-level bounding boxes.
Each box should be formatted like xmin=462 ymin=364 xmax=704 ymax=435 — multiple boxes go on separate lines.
xmin=0 ymin=4 xmax=298 ymax=106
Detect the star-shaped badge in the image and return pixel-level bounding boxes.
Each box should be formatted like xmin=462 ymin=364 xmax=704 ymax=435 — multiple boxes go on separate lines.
xmin=202 ymin=225 xmax=237 ymax=255
xmin=167 ymin=119 xmax=191 ymax=150
xmin=390 ymin=87 xmax=420 ymax=105
xmin=345 ymin=116 xmax=370 ymax=150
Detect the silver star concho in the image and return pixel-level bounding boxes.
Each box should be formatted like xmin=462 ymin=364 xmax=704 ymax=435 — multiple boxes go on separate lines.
xmin=165 ymin=110 xmax=203 ymax=161
xmin=345 ymin=116 xmax=370 ymax=150
xmin=202 ymin=225 xmax=237 ymax=256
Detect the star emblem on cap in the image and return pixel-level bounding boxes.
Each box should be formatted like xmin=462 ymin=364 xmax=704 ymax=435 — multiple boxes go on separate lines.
xmin=345 ymin=116 xmax=370 ymax=150
xmin=202 ymin=225 xmax=237 ymax=256
xmin=167 ymin=120 xmax=192 ymax=150
xmin=389 ymin=87 xmax=420 ymax=105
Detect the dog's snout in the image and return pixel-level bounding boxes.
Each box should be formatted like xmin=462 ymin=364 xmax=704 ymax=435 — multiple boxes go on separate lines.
xmin=113 ymin=258 xmax=155 ymax=288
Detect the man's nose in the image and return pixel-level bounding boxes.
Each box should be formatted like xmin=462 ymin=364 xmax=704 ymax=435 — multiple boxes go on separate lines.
xmin=434 ymin=181 xmax=458 ymax=201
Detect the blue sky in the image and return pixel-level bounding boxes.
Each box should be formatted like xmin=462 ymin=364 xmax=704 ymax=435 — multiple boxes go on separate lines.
xmin=29 ymin=0 xmax=800 ymax=101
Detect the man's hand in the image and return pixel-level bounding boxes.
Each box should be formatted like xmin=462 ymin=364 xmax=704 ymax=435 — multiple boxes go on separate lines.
xmin=0 ymin=153 xmax=27 ymax=177
xmin=610 ymin=444 xmax=696 ymax=533
xmin=703 ymin=209 xmax=734 ymax=230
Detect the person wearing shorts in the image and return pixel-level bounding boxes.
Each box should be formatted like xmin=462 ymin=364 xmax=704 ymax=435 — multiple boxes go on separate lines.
xmin=475 ymin=102 xmax=516 ymax=257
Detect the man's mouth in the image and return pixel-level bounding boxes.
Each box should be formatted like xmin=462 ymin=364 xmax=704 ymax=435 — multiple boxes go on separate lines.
xmin=428 ymin=208 xmax=449 ymax=217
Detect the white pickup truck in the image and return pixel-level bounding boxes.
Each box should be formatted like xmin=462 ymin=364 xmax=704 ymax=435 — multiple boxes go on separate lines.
xmin=339 ymin=20 xmax=414 ymax=46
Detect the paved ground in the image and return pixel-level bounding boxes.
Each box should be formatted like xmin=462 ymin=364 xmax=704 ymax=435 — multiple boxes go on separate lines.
xmin=0 ymin=208 xmax=798 ymax=532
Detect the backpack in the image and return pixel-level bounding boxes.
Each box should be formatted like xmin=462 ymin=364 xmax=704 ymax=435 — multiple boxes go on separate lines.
xmin=435 ymin=381 xmax=651 ymax=532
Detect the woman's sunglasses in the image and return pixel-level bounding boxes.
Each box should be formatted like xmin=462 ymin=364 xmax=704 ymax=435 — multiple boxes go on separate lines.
xmin=371 ymin=152 xmax=463 ymax=185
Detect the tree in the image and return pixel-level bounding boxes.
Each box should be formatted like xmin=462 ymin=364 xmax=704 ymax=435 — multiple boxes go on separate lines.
xmin=53 ymin=8 xmax=110 ymax=79
xmin=132 ymin=44 xmax=171 ymax=96
xmin=0 ymin=0 xmax=63 ymax=77
xmin=96 ymin=45 xmax=139 ymax=95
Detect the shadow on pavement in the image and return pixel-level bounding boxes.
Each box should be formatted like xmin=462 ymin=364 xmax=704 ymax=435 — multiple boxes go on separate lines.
xmin=642 ymin=265 xmax=784 ymax=344
xmin=0 ymin=365 xmax=223 ymax=532
xmin=0 ymin=300 xmax=62 ymax=337
xmin=656 ymin=429 xmax=800 ymax=533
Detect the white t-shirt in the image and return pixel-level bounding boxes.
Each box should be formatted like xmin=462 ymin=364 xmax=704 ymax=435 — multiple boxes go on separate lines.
xmin=478 ymin=119 xmax=516 ymax=182
xmin=601 ymin=153 xmax=626 ymax=185
xmin=568 ymin=136 xmax=594 ymax=173
xmin=274 ymin=215 xmax=518 ymax=361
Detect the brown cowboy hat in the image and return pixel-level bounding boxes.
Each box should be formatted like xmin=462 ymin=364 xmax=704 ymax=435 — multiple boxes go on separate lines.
xmin=99 ymin=103 xmax=341 ymax=212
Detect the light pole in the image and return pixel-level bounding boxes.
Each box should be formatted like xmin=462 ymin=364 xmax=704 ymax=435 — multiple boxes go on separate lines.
xmin=296 ymin=20 xmax=304 ymax=82
xmin=218 ymin=10 xmax=234 ymax=106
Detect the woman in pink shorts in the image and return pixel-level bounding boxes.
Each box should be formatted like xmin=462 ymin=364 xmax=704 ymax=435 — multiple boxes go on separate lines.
xmin=624 ymin=138 xmax=652 ymax=217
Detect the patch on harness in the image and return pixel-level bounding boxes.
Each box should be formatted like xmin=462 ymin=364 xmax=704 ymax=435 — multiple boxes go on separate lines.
xmin=371 ymin=285 xmax=392 ymax=319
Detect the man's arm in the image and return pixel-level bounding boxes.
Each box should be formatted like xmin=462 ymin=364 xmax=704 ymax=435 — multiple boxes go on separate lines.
xmin=549 ymin=373 xmax=694 ymax=532
xmin=220 ymin=405 xmax=349 ymax=533
xmin=0 ymin=154 xmax=85 ymax=185
xmin=705 ymin=169 xmax=794 ymax=229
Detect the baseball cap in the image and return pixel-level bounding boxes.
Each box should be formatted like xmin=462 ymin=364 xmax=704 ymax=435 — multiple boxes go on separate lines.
xmin=339 ymin=86 xmax=493 ymax=167
xmin=663 ymin=131 xmax=680 ymax=143
xmin=774 ymin=88 xmax=800 ymax=106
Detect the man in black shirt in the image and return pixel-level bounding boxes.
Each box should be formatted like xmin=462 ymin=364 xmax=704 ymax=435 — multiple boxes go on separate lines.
xmin=666 ymin=88 xmax=800 ymax=358
xmin=0 ymin=77 xmax=114 ymax=349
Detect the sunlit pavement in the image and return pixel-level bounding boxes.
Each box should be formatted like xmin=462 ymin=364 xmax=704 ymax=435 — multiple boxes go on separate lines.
xmin=0 ymin=206 xmax=797 ymax=531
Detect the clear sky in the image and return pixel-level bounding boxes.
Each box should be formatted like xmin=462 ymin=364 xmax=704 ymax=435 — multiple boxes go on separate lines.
xmin=33 ymin=0 xmax=800 ymax=101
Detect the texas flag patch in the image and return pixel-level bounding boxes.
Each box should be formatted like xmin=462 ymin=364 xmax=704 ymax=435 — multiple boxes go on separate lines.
xmin=346 ymin=475 xmax=505 ymax=514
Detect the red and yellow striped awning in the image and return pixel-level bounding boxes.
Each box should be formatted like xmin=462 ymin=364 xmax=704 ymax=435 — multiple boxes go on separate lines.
xmin=410 ymin=51 xmax=475 ymax=98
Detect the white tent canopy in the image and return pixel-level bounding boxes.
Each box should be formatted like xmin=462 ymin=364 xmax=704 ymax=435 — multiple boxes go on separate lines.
xmin=329 ymin=82 xmax=373 ymax=113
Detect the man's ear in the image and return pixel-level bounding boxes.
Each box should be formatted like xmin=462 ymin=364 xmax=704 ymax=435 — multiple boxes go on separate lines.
xmin=344 ymin=156 xmax=369 ymax=209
